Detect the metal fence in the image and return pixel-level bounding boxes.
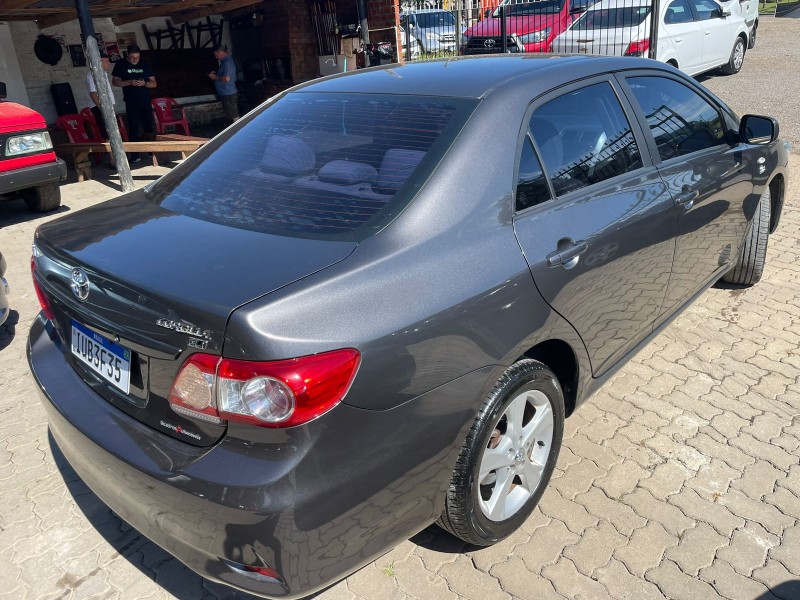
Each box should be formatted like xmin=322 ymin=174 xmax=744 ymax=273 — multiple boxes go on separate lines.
xmin=396 ymin=0 xmax=660 ymax=63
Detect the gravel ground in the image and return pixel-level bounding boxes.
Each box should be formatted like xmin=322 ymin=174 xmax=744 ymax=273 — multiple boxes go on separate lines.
xmin=699 ymin=17 xmax=800 ymax=153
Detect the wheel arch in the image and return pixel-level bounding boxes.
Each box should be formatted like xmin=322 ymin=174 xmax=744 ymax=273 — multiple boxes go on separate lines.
xmin=768 ymin=173 xmax=785 ymax=234
xmin=517 ymin=339 xmax=579 ymax=417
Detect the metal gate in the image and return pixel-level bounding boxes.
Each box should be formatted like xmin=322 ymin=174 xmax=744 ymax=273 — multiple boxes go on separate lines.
xmin=398 ymin=0 xmax=660 ymax=62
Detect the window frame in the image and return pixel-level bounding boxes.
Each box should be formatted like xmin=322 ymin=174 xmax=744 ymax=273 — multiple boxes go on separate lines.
xmin=615 ymin=69 xmax=740 ymax=166
xmin=512 ymin=74 xmax=654 ymax=216
xmin=663 ymin=0 xmax=696 ymax=24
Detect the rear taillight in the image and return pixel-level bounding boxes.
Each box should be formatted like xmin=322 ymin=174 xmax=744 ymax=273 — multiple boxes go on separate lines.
xmin=168 ymin=349 xmax=361 ymax=428
xmin=624 ymin=40 xmax=650 ymax=57
xmin=30 ymin=255 xmax=55 ymax=321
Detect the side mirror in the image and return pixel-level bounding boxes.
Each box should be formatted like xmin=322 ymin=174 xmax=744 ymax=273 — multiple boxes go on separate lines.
xmin=0 ymin=82 xmax=6 ymax=100
xmin=740 ymin=114 xmax=779 ymax=145
xmin=721 ymin=7 xmax=731 ymax=16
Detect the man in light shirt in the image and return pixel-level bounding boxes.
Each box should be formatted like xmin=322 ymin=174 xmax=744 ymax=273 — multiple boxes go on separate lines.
xmin=86 ymin=51 xmax=115 ymax=139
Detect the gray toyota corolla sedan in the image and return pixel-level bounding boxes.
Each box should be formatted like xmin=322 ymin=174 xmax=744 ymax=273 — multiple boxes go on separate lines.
xmin=29 ymin=55 xmax=787 ymax=598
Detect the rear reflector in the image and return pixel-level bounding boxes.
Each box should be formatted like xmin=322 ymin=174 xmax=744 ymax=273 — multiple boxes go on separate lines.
xmin=624 ymin=40 xmax=650 ymax=57
xmin=168 ymin=349 xmax=360 ymax=428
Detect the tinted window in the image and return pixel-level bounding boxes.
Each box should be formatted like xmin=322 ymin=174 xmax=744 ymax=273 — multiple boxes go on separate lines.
xmin=150 ymin=93 xmax=477 ymax=240
xmin=691 ymin=0 xmax=721 ymax=19
xmin=627 ymin=76 xmax=726 ymax=160
xmin=664 ymin=0 xmax=694 ymax=23
xmin=499 ymin=0 xmax=566 ymax=16
xmin=515 ymin=138 xmax=552 ymax=211
xmin=415 ymin=11 xmax=456 ymax=27
xmin=530 ymin=82 xmax=643 ymax=197
xmin=573 ymin=6 xmax=651 ymax=29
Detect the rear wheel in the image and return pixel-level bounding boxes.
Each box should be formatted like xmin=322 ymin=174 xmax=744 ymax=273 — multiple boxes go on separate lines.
xmin=723 ymin=187 xmax=770 ymax=286
xmin=438 ymin=360 xmax=564 ymax=546
xmin=23 ymin=182 xmax=61 ymax=213
xmin=722 ymin=36 xmax=746 ymax=75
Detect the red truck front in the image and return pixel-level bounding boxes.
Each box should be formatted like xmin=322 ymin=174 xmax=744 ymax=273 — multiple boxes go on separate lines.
xmin=0 ymin=81 xmax=66 ymax=212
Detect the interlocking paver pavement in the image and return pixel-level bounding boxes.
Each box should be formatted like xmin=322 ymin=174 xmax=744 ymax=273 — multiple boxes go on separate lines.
xmin=2 ymin=22 xmax=800 ymax=599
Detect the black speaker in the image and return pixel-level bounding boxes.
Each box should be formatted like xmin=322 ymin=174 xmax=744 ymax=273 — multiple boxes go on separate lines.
xmin=50 ymin=82 xmax=77 ymax=116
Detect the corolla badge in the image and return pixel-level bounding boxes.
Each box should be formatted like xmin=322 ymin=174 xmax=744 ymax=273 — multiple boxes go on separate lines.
xmin=156 ymin=318 xmax=212 ymax=340
xmin=70 ymin=268 xmax=90 ymax=301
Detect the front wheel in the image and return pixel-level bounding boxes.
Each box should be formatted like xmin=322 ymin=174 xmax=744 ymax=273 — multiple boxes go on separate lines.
xmin=438 ymin=360 xmax=565 ymax=546
xmin=722 ymin=187 xmax=771 ymax=286
xmin=23 ymin=182 xmax=61 ymax=213
xmin=722 ymin=37 xmax=746 ymax=75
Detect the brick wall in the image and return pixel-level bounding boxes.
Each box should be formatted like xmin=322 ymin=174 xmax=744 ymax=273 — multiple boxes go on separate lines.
xmin=7 ymin=17 xmax=232 ymax=124
xmin=284 ymin=0 xmax=318 ymax=83
xmin=366 ymin=0 xmax=401 ymax=49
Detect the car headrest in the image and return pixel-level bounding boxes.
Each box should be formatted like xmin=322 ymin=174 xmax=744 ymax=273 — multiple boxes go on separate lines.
xmin=377 ymin=149 xmax=425 ymax=192
xmin=318 ymin=160 xmax=378 ymax=185
xmin=260 ymin=135 xmax=316 ymax=175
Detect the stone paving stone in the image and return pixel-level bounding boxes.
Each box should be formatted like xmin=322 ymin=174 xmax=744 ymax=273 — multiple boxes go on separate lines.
xmin=543 ymin=558 xmax=614 ymax=600
xmin=718 ymin=489 xmax=796 ymax=537
xmin=613 ymin=522 xmax=679 ymax=578
xmin=664 ymin=523 xmax=729 ymax=578
xmin=646 ymin=560 xmax=724 ymax=600
xmin=594 ymin=461 xmax=651 ymax=500
xmin=514 ymin=519 xmax=579 ymax=574
xmin=392 ymin=555 xmax=458 ymax=600
xmin=595 ymin=559 xmax=665 ymax=600
xmin=752 ymin=561 xmax=800 ymax=600
xmin=489 ymin=557 xmax=565 ymax=600
xmin=687 ymin=433 xmax=756 ymax=472
xmin=538 ymin=491 xmax=599 ymax=536
xmin=564 ymin=432 xmax=623 ymax=471
xmin=769 ymin=525 xmax=800 ymax=573
xmin=620 ymin=489 xmax=694 ymax=537
xmin=699 ymin=560 xmax=777 ymax=600
xmin=716 ymin=522 xmax=779 ymax=578
xmin=668 ymin=488 xmax=745 ymax=538
xmin=438 ymin=555 xmax=510 ymax=600
xmin=562 ymin=520 xmax=627 ymax=577
xmin=346 ymin=563 xmax=406 ymax=600
xmin=575 ymin=487 xmax=647 ymax=536
xmin=730 ymin=460 xmax=786 ymax=500
xmin=549 ymin=458 xmax=606 ymax=501
xmin=730 ymin=433 xmax=799 ymax=471
xmin=469 ymin=528 xmax=529 ymax=574
xmin=765 ymin=487 xmax=800 ymax=519
xmin=640 ymin=460 xmax=694 ymax=500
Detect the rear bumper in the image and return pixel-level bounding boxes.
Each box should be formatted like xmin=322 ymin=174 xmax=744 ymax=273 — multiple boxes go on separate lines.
xmin=28 ymin=315 xmax=490 ymax=598
xmin=0 ymin=158 xmax=66 ymax=195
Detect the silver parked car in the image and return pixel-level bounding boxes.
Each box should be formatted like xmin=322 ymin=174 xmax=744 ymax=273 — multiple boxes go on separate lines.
xmin=30 ymin=55 xmax=787 ymax=599
xmin=403 ymin=8 xmax=459 ymax=53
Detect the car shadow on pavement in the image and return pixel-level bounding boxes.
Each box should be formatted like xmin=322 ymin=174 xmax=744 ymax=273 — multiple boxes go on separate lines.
xmin=0 ymin=309 xmax=18 ymax=352
xmin=0 ymin=196 xmax=70 ymax=227
xmin=48 ymin=431 xmax=265 ymax=600
xmin=756 ymin=582 xmax=800 ymax=598
xmin=410 ymin=524 xmax=477 ymax=553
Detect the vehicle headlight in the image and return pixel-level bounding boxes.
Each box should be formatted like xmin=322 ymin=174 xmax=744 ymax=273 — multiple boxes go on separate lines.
xmin=461 ymin=35 xmax=471 ymax=46
xmin=519 ymin=28 xmax=551 ymax=45
xmin=6 ymin=131 xmax=53 ymax=156
xmin=425 ymin=32 xmax=440 ymax=40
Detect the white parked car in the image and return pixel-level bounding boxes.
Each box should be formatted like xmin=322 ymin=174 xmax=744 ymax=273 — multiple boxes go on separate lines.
xmin=720 ymin=0 xmax=758 ymax=48
xmin=550 ymin=0 xmax=750 ymax=76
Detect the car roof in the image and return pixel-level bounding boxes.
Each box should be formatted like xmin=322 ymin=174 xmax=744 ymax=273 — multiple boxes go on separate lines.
xmin=587 ymin=0 xmax=651 ymax=8
xmin=294 ymin=54 xmax=663 ymax=100
xmin=402 ymin=8 xmax=453 ymax=13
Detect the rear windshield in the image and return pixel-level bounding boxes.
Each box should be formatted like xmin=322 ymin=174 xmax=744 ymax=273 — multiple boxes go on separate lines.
xmin=149 ymin=92 xmax=477 ymax=241
xmin=497 ymin=0 xmax=566 ymax=17
xmin=572 ymin=6 xmax=651 ymax=29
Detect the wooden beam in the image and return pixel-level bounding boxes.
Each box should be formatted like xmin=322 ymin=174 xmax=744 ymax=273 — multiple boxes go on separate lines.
xmin=37 ymin=11 xmax=80 ymax=29
xmin=172 ymin=0 xmax=262 ymax=24
xmin=112 ymin=0 xmax=214 ymax=26
xmin=2 ymin=0 xmax=41 ymax=9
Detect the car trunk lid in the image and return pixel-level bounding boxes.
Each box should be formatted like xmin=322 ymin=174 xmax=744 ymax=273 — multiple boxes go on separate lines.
xmin=33 ymin=191 xmax=357 ymax=446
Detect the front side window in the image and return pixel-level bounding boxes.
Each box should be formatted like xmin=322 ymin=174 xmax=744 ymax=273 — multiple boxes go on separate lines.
xmin=664 ymin=0 xmax=694 ymax=23
xmin=627 ymin=76 xmax=726 ymax=161
xmin=529 ymin=82 xmax=643 ymax=197
xmin=691 ymin=0 xmax=721 ymax=19
xmin=149 ymin=93 xmax=477 ymax=240
xmin=515 ymin=137 xmax=552 ymax=211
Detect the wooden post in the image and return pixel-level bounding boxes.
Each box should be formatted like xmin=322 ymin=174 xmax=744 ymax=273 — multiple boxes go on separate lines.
xmin=74 ymin=0 xmax=134 ymax=192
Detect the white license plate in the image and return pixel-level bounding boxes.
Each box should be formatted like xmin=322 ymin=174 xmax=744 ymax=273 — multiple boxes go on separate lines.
xmin=71 ymin=320 xmax=131 ymax=394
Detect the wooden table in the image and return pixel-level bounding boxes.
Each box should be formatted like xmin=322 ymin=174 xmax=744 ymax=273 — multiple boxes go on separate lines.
xmin=55 ymin=136 xmax=209 ymax=182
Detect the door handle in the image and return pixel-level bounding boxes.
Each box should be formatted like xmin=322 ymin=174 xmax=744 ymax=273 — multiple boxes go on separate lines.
xmin=547 ymin=240 xmax=588 ymax=267
xmin=675 ymin=37 xmax=682 ymax=43
xmin=675 ymin=186 xmax=699 ymax=211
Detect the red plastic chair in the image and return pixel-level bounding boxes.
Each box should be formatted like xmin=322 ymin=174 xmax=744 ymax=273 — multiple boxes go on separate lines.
xmin=57 ymin=114 xmax=107 ymax=164
xmin=79 ymin=107 xmax=130 ymax=142
xmin=151 ymin=97 xmax=191 ymax=136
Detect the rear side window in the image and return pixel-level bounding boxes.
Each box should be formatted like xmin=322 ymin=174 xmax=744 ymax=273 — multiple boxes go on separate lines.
xmin=627 ymin=76 xmax=726 ymax=160
xmin=530 ymin=82 xmax=643 ymax=198
xmin=515 ymin=137 xmax=552 ymax=211
xmin=664 ymin=0 xmax=694 ymax=23
xmin=151 ymin=93 xmax=477 ymax=240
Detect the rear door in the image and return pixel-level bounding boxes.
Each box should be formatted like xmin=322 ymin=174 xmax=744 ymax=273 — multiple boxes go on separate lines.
xmin=619 ymin=72 xmax=752 ymax=315
xmin=690 ymin=0 xmax=732 ymax=69
xmin=512 ymin=77 xmax=676 ymax=376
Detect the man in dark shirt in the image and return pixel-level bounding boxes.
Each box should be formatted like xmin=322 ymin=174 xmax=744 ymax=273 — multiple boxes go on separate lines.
xmin=112 ymin=44 xmax=157 ymax=163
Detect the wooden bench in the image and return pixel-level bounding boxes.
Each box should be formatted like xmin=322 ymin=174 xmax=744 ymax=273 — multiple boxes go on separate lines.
xmin=55 ymin=136 xmax=209 ymax=182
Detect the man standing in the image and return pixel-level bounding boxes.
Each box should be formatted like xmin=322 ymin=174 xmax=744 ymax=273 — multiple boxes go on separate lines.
xmin=208 ymin=44 xmax=239 ymax=122
xmin=112 ymin=44 xmax=157 ymax=163
xmin=86 ymin=51 xmax=115 ymax=139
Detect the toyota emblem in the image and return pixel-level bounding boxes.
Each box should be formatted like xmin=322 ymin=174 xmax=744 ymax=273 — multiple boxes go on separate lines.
xmin=484 ymin=38 xmax=496 ymax=48
xmin=70 ymin=268 xmax=90 ymax=302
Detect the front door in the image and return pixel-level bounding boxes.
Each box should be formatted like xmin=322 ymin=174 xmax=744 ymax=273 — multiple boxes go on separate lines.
xmin=691 ymin=0 xmax=733 ymax=69
xmin=661 ymin=0 xmax=704 ymax=73
xmin=622 ymin=74 xmax=752 ymax=315
xmin=513 ymin=78 xmax=676 ymax=376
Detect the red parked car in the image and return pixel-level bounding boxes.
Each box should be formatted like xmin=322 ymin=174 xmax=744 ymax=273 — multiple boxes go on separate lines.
xmin=461 ymin=0 xmax=593 ymax=54
xmin=0 ymin=81 xmax=66 ymax=212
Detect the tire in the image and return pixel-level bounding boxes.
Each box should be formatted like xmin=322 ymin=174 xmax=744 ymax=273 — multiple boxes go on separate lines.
xmin=748 ymin=21 xmax=757 ymax=50
xmin=722 ymin=36 xmax=746 ymax=75
xmin=723 ymin=187 xmax=770 ymax=286
xmin=438 ymin=359 xmax=565 ymax=546
xmin=23 ymin=182 xmax=61 ymax=213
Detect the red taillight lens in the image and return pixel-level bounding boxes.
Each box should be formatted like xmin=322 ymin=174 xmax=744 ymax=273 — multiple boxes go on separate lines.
xmin=624 ymin=40 xmax=650 ymax=57
xmin=30 ymin=256 xmax=55 ymax=321
xmin=168 ymin=349 xmax=360 ymax=428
